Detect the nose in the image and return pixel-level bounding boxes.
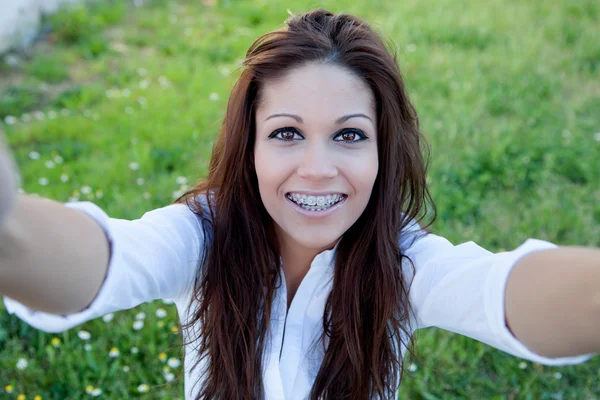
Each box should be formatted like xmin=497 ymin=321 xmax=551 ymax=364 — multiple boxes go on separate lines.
xmin=297 ymin=141 xmax=338 ymax=180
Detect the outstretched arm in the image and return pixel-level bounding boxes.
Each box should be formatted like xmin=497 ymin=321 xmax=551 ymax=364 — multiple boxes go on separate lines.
xmin=0 ymin=194 xmax=110 ymax=315
xmin=405 ymin=227 xmax=595 ymax=365
xmin=505 ymin=246 xmax=600 ymax=358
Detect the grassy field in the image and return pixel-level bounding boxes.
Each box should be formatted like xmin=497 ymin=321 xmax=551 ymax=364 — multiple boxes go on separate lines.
xmin=1 ymin=0 xmax=599 ymax=398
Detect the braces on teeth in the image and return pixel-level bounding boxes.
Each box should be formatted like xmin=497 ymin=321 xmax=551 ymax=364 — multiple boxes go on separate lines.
xmin=286 ymin=193 xmax=345 ymax=211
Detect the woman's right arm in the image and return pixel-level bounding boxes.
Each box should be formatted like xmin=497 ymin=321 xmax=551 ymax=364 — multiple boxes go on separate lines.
xmin=0 ymin=134 xmax=205 ymax=333
xmin=0 ymin=194 xmax=111 ymax=315
xmin=0 ymin=133 xmax=110 ymax=315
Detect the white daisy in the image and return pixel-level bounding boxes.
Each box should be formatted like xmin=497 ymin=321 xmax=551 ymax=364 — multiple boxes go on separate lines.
xmin=77 ymin=330 xmax=91 ymax=340
xmin=518 ymin=361 xmax=527 ymax=370
xmin=16 ymin=358 xmax=28 ymax=370
xmin=108 ymin=347 xmax=120 ymax=358
xmin=167 ymin=358 xmax=181 ymax=368
xmin=164 ymin=372 xmax=175 ymax=382
xmin=133 ymin=320 xmax=144 ymax=331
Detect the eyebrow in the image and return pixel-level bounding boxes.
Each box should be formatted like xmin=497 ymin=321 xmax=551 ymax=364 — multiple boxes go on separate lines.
xmin=265 ymin=113 xmax=374 ymax=124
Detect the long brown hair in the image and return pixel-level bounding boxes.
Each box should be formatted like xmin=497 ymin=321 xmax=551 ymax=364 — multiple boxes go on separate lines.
xmin=174 ymin=9 xmax=435 ymax=399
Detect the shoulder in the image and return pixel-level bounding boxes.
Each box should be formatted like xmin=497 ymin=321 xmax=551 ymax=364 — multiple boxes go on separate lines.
xmin=167 ymin=191 xmax=214 ymax=224
xmin=398 ymin=217 xmax=430 ymax=253
xmin=167 ymin=191 xmax=215 ymax=241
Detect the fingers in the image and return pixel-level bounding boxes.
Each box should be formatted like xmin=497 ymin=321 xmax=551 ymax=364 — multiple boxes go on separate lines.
xmin=0 ymin=133 xmax=20 ymax=227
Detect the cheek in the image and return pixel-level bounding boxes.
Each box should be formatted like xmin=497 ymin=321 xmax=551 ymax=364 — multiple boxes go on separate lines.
xmin=254 ymin=145 xmax=287 ymax=201
xmin=350 ymin=152 xmax=379 ymax=199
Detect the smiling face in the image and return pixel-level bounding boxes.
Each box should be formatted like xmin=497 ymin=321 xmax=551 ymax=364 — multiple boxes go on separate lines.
xmin=254 ymin=62 xmax=379 ymax=255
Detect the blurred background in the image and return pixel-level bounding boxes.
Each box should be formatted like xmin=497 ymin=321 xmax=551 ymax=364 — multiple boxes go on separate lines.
xmin=0 ymin=0 xmax=599 ymax=398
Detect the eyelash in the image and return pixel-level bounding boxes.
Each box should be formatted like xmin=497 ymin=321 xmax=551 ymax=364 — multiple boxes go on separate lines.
xmin=268 ymin=127 xmax=369 ymax=143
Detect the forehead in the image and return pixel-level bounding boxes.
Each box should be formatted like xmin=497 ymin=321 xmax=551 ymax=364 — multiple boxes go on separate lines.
xmin=256 ymin=63 xmax=375 ymax=119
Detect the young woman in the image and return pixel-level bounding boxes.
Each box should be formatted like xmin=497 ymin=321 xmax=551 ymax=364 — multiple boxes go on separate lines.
xmin=0 ymin=9 xmax=598 ymax=400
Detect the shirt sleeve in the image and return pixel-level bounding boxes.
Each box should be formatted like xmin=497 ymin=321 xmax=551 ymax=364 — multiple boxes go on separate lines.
xmin=401 ymin=222 xmax=596 ymax=366
xmin=3 ymin=199 xmax=206 ymax=333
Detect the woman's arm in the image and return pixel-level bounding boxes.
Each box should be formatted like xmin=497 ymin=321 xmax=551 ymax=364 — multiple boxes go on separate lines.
xmin=0 ymin=194 xmax=110 ymax=315
xmin=404 ymin=227 xmax=595 ymax=366
xmin=505 ymin=246 xmax=600 ymax=358
xmin=3 ymin=197 xmax=205 ymax=333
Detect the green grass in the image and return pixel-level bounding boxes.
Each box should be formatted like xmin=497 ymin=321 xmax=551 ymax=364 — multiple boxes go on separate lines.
xmin=1 ymin=0 xmax=599 ymax=398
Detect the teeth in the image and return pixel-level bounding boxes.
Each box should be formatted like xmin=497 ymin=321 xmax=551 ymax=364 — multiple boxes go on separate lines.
xmin=287 ymin=193 xmax=345 ymax=211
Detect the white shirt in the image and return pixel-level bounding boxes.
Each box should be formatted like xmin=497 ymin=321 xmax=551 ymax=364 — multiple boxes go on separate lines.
xmin=3 ymin=198 xmax=594 ymax=399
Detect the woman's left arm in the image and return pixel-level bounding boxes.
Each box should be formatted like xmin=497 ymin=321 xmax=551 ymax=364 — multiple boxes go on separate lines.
xmin=505 ymin=246 xmax=600 ymax=358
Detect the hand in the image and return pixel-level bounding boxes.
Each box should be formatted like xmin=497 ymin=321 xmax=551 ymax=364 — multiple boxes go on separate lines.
xmin=0 ymin=131 xmax=20 ymax=228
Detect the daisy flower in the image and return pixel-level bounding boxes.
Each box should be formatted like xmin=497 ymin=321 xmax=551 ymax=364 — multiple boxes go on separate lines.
xmin=16 ymin=358 xmax=28 ymax=370
xmin=133 ymin=320 xmax=144 ymax=331
xmin=167 ymin=358 xmax=181 ymax=368
xmin=78 ymin=330 xmax=91 ymax=340
xmin=109 ymin=347 xmax=120 ymax=358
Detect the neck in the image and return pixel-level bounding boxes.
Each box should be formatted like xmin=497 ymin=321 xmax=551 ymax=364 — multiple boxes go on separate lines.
xmin=277 ymin=230 xmax=338 ymax=309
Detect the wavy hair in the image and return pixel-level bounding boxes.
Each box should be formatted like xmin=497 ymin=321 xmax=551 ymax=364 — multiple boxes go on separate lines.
xmin=174 ymin=9 xmax=436 ymax=399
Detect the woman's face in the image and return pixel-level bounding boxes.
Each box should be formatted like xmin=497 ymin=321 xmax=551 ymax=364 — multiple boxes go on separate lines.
xmin=254 ymin=62 xmax=378 ymax=252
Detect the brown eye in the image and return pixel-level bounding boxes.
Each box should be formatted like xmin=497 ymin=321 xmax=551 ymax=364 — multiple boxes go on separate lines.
xmin=281 ymin=131 xmax=295 ymax=140
xmin=341 ymin=132 xmax=356 ymax=141
xmin=268 ymin=127 xmax=303 ymax=142
xmin=334 ymin=129 xmax=368 ymax=143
